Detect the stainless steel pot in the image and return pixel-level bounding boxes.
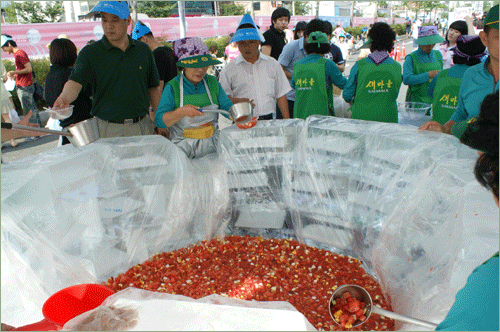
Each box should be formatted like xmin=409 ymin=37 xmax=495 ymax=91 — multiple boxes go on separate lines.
xmin=2 ymin=117 xmax=100 ymax=147
xmin=200 ymin=102 xmax=254 ymax=124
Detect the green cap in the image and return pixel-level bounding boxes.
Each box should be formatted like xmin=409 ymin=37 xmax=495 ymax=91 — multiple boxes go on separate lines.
xmin=485 ymin=4 xmax=499 ymax=29
xmin=308 ymin=31 xmax=329 ymax=47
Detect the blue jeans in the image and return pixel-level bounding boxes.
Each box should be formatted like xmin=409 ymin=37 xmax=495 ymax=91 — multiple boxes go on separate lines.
xmin=17 ymin=84 xmax=41 ymax=126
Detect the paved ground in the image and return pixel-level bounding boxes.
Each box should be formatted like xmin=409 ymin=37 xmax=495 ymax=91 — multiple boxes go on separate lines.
xmin=1 ymin=37 xmax=417 ymax=164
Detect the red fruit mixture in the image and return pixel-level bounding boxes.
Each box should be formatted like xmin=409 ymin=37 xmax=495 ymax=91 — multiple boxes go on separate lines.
xmin=331 ymin=291 xmax=368 ymax=329
xmin=106 ymin=235 xmax=394 ymax=331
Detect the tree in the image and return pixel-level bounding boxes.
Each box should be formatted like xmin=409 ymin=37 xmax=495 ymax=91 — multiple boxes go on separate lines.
xmin=219 ymin=2 xmax=245 ymax=16
xmin=293 ymin=1 xmax=311 ymax=16
xmin=137 ymin=1 xmax=176 ymax=18
xmin=6 ymin=1 xmax=63 ymax=23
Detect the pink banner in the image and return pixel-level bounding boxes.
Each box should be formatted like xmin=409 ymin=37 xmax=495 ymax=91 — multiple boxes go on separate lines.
xmin=1 ymin=15 xmax=315 ymax=60
xmin=352 ymin=17 xmax=406 ymax=27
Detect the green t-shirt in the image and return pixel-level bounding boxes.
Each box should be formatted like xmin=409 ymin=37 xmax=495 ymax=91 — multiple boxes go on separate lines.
xmin=69 ymin=35 xmax=160 ymax=122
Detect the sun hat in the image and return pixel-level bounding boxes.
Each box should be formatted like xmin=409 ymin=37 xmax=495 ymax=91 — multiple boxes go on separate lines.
xmin=231 ymin=14 xmax=265 ymax=43
xmin=132 ymin=21 xmax=151 ymax=40
xmin=1 ymin=35 xmax=13 ymax=47
xmin=360 ymin=38 xmax=372 ymax=49
xmin=453 ymin=35 xmax=487 ymax=60
xmin=484 ymin=4 xmax=499 ymax=29
xmin=451 ymin=91 xmax=499 ymax=156
xmin=173 ymin=37 xmax=222 ymax=68
xmin=416 ymin=26 xmax=445 ymax=45
xmin=88 ymin=1 xmax=130 ymax=20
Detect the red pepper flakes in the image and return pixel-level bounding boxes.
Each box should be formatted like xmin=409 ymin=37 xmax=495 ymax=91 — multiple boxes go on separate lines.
xmin=106 ymin=236 xmax=395 ymax=331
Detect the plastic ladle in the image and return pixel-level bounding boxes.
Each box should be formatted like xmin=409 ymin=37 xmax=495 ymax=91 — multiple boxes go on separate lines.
xmin=329 ymin=284 xmax=438 ymax=330
xmin=13 ymin=284 xmax=114 ymax=331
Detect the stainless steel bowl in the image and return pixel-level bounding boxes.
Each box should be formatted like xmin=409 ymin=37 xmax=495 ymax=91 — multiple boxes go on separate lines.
xmin=229 ymin=102 xmax=254 ymax=123
xmin=68 ymin=117 xmax=100 ymax=147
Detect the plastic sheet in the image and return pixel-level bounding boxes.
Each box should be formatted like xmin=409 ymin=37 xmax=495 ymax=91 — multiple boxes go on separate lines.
xmin=2 ymin=117 xmax=498 ymax=330
xmin=61 ymin=287 xmax=315 ymax=331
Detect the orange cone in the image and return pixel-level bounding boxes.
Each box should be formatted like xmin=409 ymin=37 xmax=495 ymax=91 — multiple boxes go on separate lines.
xmin=401 ymin=41 xmax=406 ymax=59
xmin=395 ymin=44 xmax=401 ymax=61
xmin=390 ymin=48 xmax=395 ymax=59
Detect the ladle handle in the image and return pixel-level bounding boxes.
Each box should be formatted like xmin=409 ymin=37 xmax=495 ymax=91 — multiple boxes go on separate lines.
xmin=371 ymin=306 xmax=438 ymax=330
xmin=13 ymin=318 xmax=60 ymax=331
xmin=199 ymin=109 xmax=231 ymax=117
xmin=2 ymin=123 xmax=73 ymax=137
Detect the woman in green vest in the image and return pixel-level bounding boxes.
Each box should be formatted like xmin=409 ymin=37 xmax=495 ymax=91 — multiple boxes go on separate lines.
xmin=403 ymin=26 xmax=445 ymax=105
xmin=427 ymin=35 xmax=487 ymax=125
xmin=291 ymin=29 xmax=347 ymax=120
xmin=342 ymin=22 xmax=402 ymax=123
xmin=155 ymin=37 xmax=233 ymax=159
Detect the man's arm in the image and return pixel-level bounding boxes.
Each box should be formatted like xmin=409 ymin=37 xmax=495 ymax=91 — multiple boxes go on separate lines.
xmin=7 ymin=62 xmax=32 ymax=78
xmin=261 ymin=45 xmax=272 ymax=57
xmin=148 ymin=85 xmax=161 ymax=120
xmin=53 ymin=80 xmax=83 ymax=109
xmin=277 ymin=95 xmax=289 ymax=119
xmin=281 ymin=65 xmax=293 ymax=80
xmin=336 ymin=62 xmax=345 ymax=73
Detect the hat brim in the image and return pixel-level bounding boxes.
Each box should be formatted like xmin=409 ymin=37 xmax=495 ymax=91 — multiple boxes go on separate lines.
xmin=416 ymin=34 xmax=445 ymax=45
xmin=451 ymin=119 xmax=469 ymax=139
xmin=485 ymin=21 xmax=499 ymax=29
xmin=177 ymin=54 xmax=222 ymax=68
xmin=231 ymin=28 xmax=265 ymax=43
xmin=88 ymin=2 xmax=130 ymax=19
xmin=360 ymin=38 xmax=372 ymax=49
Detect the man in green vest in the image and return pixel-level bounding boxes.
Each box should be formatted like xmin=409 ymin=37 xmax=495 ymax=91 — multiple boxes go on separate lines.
xmin=342 ymin=22 xmax=402 ymax=123
xmin=403 ymin=25 xmax=444 ymax=106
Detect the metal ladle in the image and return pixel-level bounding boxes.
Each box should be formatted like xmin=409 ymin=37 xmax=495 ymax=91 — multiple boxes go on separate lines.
xmin=329 ymin=284 xmax=438 ymax=330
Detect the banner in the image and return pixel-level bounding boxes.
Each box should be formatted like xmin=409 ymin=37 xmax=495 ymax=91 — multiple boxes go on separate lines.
xmin=1 ymin=15 xmax=315 ymax=60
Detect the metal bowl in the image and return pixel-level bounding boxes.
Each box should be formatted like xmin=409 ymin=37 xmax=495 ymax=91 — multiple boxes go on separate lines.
xmin=229 ymin=102 xmax=254 ymax=123
xmin=67 ymin=117 xmax=100 ymax=147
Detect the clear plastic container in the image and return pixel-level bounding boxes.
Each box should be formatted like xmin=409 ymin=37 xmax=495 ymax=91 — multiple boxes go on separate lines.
xmin=46 ymin=105 xmax=74 ymax=120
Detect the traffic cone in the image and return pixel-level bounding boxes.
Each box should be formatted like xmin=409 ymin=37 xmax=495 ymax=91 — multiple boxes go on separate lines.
xmin=390 ymin=48 xmax=395 ymax=59
xmin=395 ymin=44 xmax=401 ymax=61
xmin=401 ymin=41 xmax=406 ymax=59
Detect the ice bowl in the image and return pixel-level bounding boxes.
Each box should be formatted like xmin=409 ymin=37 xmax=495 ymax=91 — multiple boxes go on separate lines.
xmin=398 ymin=102 xmax=431 ymax=120
xmin=46 ymin=105 xmax=74 ymax=120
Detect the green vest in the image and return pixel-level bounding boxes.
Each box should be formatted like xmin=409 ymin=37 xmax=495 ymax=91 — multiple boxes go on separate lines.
xmin=431 ymin=69 xmax=462 ymax=125
xmin=293 ymin=57 xmax=333 ymax=119
xmin=405 ymin=50 xmax=443 ymax=106
xmin=169 ymin=75 xmax=220 ymax=109
xmin=350 ymin=58 xmax=402 ymax=123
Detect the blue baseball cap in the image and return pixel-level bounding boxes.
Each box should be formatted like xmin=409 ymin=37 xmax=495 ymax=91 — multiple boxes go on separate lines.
xmin=132 ymin=21 xmax=151 ymax=40
xmin=89 ymin=1 xmax=130 ymax=19
xmin=1 ymin=35 xmax=13 ymax=47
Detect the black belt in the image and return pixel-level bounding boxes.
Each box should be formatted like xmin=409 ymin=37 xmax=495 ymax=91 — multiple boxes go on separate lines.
xmin=106 ymin=115 xmax=146 ymax=124
xmin=258 ymin=113 xmax=274 ymax=120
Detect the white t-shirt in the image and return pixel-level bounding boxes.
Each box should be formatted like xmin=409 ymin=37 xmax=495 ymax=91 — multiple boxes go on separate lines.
xmin=219 ymin=53 xmax=292 ymax=117
xmin=442 ymin=45 xmax=455 ymax=69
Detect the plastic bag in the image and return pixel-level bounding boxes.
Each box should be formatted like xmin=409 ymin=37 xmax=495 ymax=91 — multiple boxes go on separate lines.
xmin=333 ymin=95 xmax=351 ymax=118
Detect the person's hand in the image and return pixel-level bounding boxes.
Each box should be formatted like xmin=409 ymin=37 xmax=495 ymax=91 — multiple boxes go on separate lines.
xmin=155 ymin=127 xmax=169 ymax=139
xmin=6 ymin=71 xmax=15 ymax=79
xmin=180 ymin=104 xmax=204 ymax=118
xmin=419 ymin=120 xmax=445 ymax=133
xmin=428 ymin=70 xmax=440 ymax=78
xmin=53 ymin=94 xmax=71 ymax=110
xmin=1 ymin=323 xmax=15 ymax=331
